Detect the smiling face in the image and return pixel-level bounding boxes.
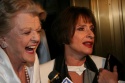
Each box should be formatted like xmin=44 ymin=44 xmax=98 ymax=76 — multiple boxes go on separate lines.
xmin=3 ymin=13 xmax=41 ymax=64
xmin=65 ymin=15 xmax=95 ymax=58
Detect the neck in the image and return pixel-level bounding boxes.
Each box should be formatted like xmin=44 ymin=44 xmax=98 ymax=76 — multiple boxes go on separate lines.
xmin=3 ymin=49 xmax=29 ymax=83
xmin=65 ymin=55 xmax=86 ymax=66
xmin=65 ymin=46 xmax=86 ymax=66
xmin=10 ymin=58 xmax=25 ymax=73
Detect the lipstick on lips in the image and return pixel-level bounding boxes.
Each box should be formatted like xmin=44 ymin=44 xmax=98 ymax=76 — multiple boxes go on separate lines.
xmin=82 ymin=41 xmax=94 ymax=48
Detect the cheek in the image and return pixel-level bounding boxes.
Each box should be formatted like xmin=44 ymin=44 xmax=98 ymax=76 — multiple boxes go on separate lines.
xmin=72 ymin=34 xmax=84 ymax=43
xmin=10 ymin=36 xmax=29 ymax=48
xmin=18 ymin=37 xmax=31 ymax=46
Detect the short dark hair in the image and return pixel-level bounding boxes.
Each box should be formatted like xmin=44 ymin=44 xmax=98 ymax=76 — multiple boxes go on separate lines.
xmin=51 ymin=6 xmax=96 ymax=45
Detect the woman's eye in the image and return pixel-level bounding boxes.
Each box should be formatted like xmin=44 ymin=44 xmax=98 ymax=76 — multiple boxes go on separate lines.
xmin=36 ymin=30 xmax=42 ymax=35
xmin=24 ymin=31 xmax=31 ymax=35
xmin=77 ymin=27 xmax=85 ymax=31
xmin=90 ymin=26 xmax=95 ymax=32
xmin=37 ymin=29 xmax=42 ymax=33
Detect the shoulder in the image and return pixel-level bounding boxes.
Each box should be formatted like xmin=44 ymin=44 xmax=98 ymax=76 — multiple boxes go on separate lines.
xmin=90 ymin=55 xmax=106 ymax=70
xmin=40 ymin=59 xmax=55 ymax=83
xmin=40 ymin=59 xmax=55 ymax=69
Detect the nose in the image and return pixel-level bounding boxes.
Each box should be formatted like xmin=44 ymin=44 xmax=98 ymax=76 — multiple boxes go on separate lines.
xmin=31 ymin=31 xmax=40 ymax=43
xmin=86 ymin=30 xmax=95 ymax=39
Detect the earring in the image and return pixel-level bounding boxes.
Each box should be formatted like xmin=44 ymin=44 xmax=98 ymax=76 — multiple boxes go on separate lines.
xmin=1 ymin=41 xmax=7 ymax=48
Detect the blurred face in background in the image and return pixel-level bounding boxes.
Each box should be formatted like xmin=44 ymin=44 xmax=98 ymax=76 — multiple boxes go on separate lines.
xmin=4 ymin=13 xmax=41 ymax=64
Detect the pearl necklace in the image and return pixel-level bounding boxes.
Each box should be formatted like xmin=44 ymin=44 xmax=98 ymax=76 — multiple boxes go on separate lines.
xmin=24 ymin=66 xmax=30 ymax=83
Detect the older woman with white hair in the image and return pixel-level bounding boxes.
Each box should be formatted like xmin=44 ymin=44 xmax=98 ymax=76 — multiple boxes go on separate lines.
xmin=0 ymin=0 xmax=46 ymax=82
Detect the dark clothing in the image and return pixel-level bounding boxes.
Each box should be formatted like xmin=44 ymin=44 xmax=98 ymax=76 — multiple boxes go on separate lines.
xmin=53 ymin=55 xmax=98 ymax=83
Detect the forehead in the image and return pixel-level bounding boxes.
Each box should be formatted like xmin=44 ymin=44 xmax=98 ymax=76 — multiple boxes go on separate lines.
xmin=77 ymin=15 xmax=93 ymax=23
xmin=13 ymin=13 xmax=40 ymax=29
xmin=76 ymin=15 xmax=93 ymax=25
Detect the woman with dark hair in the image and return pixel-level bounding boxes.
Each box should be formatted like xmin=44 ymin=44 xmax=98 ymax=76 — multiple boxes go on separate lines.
xmin=40 ymin=6 xmax=119 ymax=83
xmin=0 ymin=0 xmax=46 ymax=82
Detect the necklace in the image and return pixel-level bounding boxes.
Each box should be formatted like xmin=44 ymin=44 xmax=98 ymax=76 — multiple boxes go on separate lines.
xmin=24 ymin=66 xmax=30 ymax=83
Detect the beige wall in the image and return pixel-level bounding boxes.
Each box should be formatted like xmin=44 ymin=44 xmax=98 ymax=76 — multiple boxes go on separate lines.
xmin=70 ymin=0 xmax=90 ymax=8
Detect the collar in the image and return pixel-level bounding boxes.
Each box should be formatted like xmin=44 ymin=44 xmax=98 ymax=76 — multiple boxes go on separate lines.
xmin=67 ymin=63 xmax=86 ymax=75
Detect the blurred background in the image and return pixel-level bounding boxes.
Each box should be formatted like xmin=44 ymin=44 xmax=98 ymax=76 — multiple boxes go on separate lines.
xmin=36 ymin=0 xmax=125 ymax=65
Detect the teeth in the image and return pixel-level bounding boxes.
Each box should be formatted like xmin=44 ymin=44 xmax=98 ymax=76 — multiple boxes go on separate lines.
xmin=28 ymin=46 xmax=36 ymax=49
xmin=84 ymin=42 xmax=92 ymax=45
xmin=86 ymin=43 xmax=91 ymax=44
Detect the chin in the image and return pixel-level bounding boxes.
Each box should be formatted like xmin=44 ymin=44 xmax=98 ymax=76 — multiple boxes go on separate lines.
xmin=27 ymin=57 xmax=35 ymax=63
xmin=85 ymin=51 xmax=93 ymax=55
xmin=26 ymin=60 xmax=35 ymax=66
